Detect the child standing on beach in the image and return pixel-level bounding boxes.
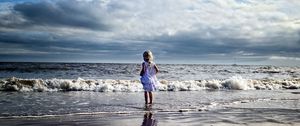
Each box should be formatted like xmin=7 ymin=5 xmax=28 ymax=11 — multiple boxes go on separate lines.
xmin=140 ymin=50 xmax=159 ymax=104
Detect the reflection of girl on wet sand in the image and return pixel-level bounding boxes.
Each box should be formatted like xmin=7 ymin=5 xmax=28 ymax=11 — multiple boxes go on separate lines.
xmin=142 ymin=112 xmax=157 ymax=126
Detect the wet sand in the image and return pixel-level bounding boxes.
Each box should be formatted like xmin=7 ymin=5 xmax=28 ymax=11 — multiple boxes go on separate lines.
xmin=1 ymin=109 xmax=300 ymax=126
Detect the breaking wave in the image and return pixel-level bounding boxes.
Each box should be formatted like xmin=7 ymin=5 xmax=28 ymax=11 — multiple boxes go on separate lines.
xmin=0 ymin=76 xmax=299 ymax=92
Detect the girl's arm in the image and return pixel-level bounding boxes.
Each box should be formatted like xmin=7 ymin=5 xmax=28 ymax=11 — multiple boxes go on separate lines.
xmin=140 ymin=63 xmax=145 ymax=76
xmin=154 ymin=64 xmax=159 ymax=74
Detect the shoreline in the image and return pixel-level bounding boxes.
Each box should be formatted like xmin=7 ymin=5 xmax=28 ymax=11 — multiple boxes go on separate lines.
xmin=1 ymin=108 xmax=299 ymax=126
xmin=0 ymin=90 xmax=299 ymax=125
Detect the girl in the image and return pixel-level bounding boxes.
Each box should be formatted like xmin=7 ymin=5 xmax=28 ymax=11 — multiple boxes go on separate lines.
xmin=140 ymin=50 xmax=159 ymax=104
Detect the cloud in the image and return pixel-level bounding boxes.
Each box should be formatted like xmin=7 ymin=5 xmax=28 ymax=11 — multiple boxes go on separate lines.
xmin=270 ymin=56 xmax=300 ymax=61
xmin=0 ymin=0 xmax=112 ymax=31
xmin=0 ymin=0 xmax=300 ymax=65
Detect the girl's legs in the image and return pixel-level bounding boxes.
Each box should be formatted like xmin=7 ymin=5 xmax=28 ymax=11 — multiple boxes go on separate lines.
xmin=144 ymin=91 xmax=153 ymax=104
xmin=144 ymin=91 xmax=148 ymax=104
xmin=149 ymin=92 xmax=153 ymax=104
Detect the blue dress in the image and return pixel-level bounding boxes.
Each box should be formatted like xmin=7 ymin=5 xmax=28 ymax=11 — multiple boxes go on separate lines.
xmin=140 ymin=62 xmax=159 ymax=91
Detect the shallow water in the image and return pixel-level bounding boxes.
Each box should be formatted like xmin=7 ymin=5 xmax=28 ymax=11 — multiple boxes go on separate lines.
xmin=0 ymin=90 xmax=299 ymax=125
xmin=0 ymin=90 xmax=299 ymax=117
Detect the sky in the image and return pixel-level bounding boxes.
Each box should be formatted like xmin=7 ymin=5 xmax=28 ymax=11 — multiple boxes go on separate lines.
xmin=0 ymin=0 xmax=300 ymax=66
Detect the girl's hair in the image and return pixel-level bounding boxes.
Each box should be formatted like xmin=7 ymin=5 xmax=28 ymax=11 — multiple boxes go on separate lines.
xmin=143 ymin=50 xmax=154 ymax=63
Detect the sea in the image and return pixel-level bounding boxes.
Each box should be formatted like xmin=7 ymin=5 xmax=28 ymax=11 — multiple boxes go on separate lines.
xmin=0 ymin=62 xmax=299 ymax=125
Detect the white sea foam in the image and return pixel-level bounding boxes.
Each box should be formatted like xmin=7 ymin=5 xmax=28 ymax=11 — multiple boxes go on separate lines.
xmin=0 ymin=76 xmax=299 ymax=92
xmin=222 ymin=76 xmax=253 ymax=90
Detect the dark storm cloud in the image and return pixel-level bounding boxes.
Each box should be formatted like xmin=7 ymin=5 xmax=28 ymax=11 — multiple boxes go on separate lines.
xmin=0 ymin=31 xmax=129 ymax=54
xmin=0 ymin=29 xmax=153 ymax=62
xmin=150 ymin=29 xmax=300 ymax=59
xmin=298 ymin=30 xmax=300 ymax=45
xmin=10 ymin=1 xmax=111 ymax=30
xmin=0 ymin=0 xmax=121 ymax=61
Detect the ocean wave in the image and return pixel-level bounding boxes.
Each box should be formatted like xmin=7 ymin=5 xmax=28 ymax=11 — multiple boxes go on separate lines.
xmin=0 ymin=76 xmax=299 ymax=92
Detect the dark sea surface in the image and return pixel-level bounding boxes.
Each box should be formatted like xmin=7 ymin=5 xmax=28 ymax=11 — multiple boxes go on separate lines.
xmin=0 ymin=62 xmax=299 ymax=80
